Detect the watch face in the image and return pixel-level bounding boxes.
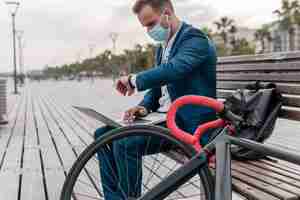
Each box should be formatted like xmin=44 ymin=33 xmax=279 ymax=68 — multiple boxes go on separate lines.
xmin=129 ymin=75 xmax=136 ymax=89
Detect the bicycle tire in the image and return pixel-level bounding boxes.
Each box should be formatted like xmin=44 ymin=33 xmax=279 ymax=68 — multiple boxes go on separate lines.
xmin=60 ymin=125 xmax=214 ymax=200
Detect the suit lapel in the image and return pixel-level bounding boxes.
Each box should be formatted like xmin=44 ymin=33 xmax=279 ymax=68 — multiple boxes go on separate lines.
xmin=156 ymin=46 xmax=163 ymax=65
xmin=155 ymin=22 xmax=188 ymax=65
xmin=169 ymin=22 xmax=188 ymax=59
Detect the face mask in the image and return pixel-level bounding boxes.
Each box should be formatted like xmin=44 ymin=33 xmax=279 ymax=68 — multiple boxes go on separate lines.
xmin=147 ymin=15 xmax=170 ymax=42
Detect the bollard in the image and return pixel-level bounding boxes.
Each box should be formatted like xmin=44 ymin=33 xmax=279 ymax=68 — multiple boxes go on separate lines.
xmin=0 ymin=79 xmax=8 ymax=125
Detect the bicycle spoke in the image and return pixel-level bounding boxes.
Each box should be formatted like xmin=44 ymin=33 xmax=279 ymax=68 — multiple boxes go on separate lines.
xmin=144 ymin=139 xmax=164 ymax=187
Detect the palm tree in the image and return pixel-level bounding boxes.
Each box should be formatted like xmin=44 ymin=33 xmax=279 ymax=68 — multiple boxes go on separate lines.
xmin=214 ymin=17 xmax=237 ymax=48
xmin=273 ymin=0 xmax=300 ymax=51
xmin=254 ymin=25 xmax=273 ymax=53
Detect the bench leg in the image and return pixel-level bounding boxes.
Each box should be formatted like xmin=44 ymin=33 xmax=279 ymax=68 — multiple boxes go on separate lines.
xmin=215 ymin=137 xmax=232 ymax=200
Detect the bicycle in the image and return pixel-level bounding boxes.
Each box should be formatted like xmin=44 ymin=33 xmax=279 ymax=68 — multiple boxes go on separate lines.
xmin=60 ymin=95 xmax=300 ymax=200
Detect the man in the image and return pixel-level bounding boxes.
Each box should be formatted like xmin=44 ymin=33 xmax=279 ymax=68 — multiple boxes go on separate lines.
xmin=94 ymin=0 xmax=217 ymax=199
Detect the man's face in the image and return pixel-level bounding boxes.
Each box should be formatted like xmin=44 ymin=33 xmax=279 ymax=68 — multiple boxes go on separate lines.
xmin=137 ymin=5 xmax=162 ymax=32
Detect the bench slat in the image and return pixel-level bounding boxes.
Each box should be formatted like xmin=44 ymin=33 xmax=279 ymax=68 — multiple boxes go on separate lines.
xmin=235 ymin=161 xmax=300 ymax=187
xmin=280 ymin=108 xmax=300 ymax=121
xmin=218 ymin=62 xmax=300 ymax=73
xmin=262 ymin=160 xmax=300 ymax=175
xmin=247 ymin=160 xmax=300 ymax=182
xmin=217 ymin=73 xmax=300 ymax=83
xmin=218 ymin=52 xmax=300 ymax=64
xmin=232 ymin=170 xmax=298 ymax=200
xmin=232 ymin=178 xmax=281 ymax=200
xmin=232 ymin=163 xmax=300 ymax=195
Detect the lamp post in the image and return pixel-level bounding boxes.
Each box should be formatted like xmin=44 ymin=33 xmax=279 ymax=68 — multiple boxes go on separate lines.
xmin=109 ymin=32 xmax=119 ymax=83
xmin=16 ymin=30 xmax=24 ymax=85
xmin=5 ymin=1 xmax=20 ymax=94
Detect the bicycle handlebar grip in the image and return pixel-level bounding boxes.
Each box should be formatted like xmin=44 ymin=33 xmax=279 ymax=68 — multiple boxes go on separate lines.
xmin=167 ymin=96 xmax=225 ymax=151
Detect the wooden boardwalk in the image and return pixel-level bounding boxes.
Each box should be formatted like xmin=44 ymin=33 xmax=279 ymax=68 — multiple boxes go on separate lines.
xmin=1 ymin=79 xmax=300 ymax=200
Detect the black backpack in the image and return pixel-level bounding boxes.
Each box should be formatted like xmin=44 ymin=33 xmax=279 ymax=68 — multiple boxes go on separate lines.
xmin=224 ymin=82 xmax=283 ymax=160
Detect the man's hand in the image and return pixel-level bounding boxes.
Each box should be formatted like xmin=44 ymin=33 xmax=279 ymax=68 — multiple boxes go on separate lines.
xmin=116 ymin=76 xmax=135 ymax=96
xmin=123 ymin=106 xmax=148 ymax=123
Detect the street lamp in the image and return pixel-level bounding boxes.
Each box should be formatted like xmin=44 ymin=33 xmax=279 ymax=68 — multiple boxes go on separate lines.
xmin=16 ymin=30 xmax=24 ymax=85
xmin=5 ymin=1 xmax=20 ymax=94
xmin=109 ymin=32 xmax=119 ymax=83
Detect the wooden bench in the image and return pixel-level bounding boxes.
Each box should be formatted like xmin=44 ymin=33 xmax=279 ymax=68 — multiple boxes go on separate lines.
xmin=216 ymin=52 xmax=300 ymax=199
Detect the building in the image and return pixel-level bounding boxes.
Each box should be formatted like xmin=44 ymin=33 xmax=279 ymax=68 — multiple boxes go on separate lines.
xmin=265 ymin=22 xmax=300 ymax=53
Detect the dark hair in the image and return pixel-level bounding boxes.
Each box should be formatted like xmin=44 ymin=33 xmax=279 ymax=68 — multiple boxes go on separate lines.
xmin=132 ymin=0 xmax=174 ymax=14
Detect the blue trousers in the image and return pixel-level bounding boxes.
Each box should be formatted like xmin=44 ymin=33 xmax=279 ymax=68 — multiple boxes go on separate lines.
xmin=94 ymin=124 xmax=173 ymax=200
xmin=94 ymin=119 xmax=215 ymax=199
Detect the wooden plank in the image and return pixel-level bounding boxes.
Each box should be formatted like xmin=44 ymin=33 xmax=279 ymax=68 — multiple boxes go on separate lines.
xmin=232 ymin=163 xmax=300 ymax=195
xmin=0 ymin=171 xmax=20 ymax=200
xmin=42 ymin=95 xmax=92 ymax=146
xmin=283 ymin=96 xmax=300 ymax=108
xmin=24 ymin=96 xmax=38 ymax=148
xmin=232 ymin=170 xmax=298 ymax=199
xmin=0 ymin=92 xmax=23 ymax=168
xmin=218 ymin=61 xmax=300 ymax=73
xmin=246 ymin=160 xmax=300 ymax=182
xmin=0 ymin=93 xmax=24 ymax=199
xmin=217 ymin=73 xmax=300 ymax=83
xmin=263 ymin=160 xmax=300 ymax=175
xmin=232 ymin=178 xmax=281 ymax=200
xmin=38 ymin=93 xmax=101 ymax=198
xmin=218 ymin=51 xmax=300 ymax=64
xmin=20 ymin=171 xmax=45 ymax=200
xmin=33 ymin=92 xmax=66 ymax=200
xmin=211 ymin=165 xmax=280 ymax=200
xmin=280 ymin=108 xmax=300 ymax=121
xmin=21 ymin=95 xmax=46 ymax=200
xmin=0 ymin=91 xmax=27 ymax=199
xmin=234 ymin=161 xmax=300 ymax=187
xmin=2 ymin=92 xmax=27 ymax=171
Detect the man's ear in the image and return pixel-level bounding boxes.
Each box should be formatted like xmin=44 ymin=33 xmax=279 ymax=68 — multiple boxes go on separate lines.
xmin=163 ymin=8 xmax=172 ymax=19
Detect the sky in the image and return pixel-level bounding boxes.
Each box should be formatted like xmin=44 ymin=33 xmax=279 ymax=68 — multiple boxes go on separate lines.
xmin=0 ymin=0 xmax=282 ymax=73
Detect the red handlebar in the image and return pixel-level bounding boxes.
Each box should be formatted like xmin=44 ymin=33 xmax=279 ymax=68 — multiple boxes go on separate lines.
xmin=167 ymin=96 xmax=226 ymax=152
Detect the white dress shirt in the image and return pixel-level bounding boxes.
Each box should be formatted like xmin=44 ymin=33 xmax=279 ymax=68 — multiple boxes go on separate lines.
xmin=132 ymin=22 xmax=183 ymax=113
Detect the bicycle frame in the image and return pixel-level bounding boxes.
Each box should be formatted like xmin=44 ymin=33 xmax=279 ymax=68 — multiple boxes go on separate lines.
xmin=139 ymin=126 xmax=300 ymax=200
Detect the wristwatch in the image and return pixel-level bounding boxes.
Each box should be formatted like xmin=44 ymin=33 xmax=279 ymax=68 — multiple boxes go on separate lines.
xmin=128 ymin=75 xmax=136 ymax=89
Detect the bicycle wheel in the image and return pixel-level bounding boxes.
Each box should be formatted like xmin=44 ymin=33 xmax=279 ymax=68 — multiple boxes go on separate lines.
xmin=60 ymin=125 xmax=214 ymax=200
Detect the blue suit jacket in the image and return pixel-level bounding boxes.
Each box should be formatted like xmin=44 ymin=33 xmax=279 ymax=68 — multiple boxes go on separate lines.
xmin=136 ymin=22 xmax=217 ymax=134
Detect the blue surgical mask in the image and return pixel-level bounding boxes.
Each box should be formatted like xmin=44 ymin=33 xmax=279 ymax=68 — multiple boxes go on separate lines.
xmin=147 ymin=22 xmax=170 ymax=42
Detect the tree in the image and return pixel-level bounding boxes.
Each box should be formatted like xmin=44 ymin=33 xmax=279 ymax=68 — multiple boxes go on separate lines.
xmin=214 ymin=17 xmax=237 ymax=48
xmin=273 ymin=0 xmax=300 ymax=51
xmin=254 ymin=25 xmax=273 ymax=53
xmin=216 ymin=43 xmax=228 ymax=57
xmin=231 ymin=38 xmax=255 ymax=56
